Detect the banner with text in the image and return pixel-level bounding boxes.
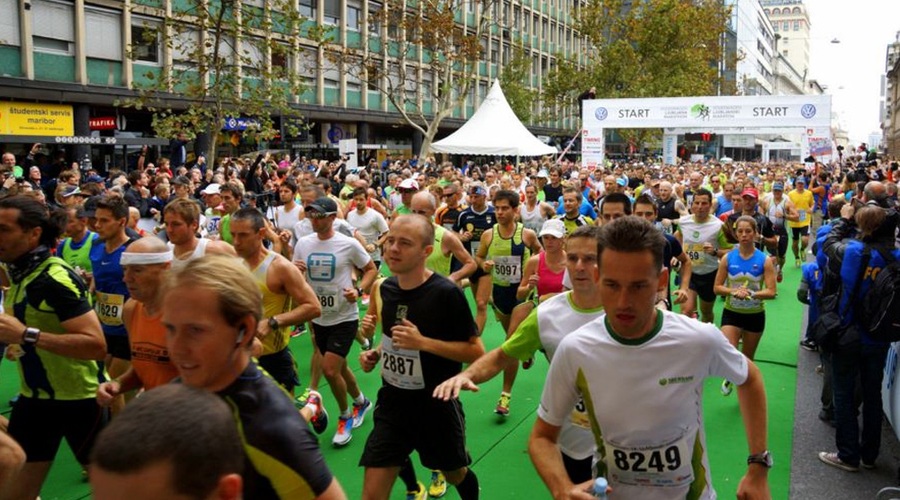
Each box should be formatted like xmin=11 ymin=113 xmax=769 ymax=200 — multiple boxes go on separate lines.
xmin=582 ymin=95 xmax=832 ymax=130
xmin=581 ymin=127 xmax=605 ymax=168
xmin=0 ymin=102 xmax=74 ymax=136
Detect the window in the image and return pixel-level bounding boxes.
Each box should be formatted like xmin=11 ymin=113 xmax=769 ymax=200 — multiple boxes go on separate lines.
xmin=324 ymin=0 xmax=340 ymax=25
xmin=782 ymin=49 xmax=788 ymax=56
xmin=323 ymin=59 xmax=340 ymax=88
xmin=771 ymin=7 xmax=779 ymax=15
xmin=490 ymin=40 xmax=499 ymax=63
xmin=271 ymin=44 xmax=290 ymax=71
xmin=782 ymin=21 xmax=788 ymax=31
xmin=422 ymin=73 xmax=432 ymax=101
xmin=793 ymin=20 xmax=799 ymax=31
xmin=772 ymin=22 xmax=778 ymax=32
xmin=0 ymin=0 xmax=20 ymax=46
xmin=467 ymin=0 xmax=474 ymax=13
xmin=131 ymin=21 xmax=160 ymax=64
xmin=299 ymin=0 xmax=316 ymax=19
xmin=346 ymin=1 xmax=361 ymax=31
xmin=172 ymin=28 xmax=200 ymax=63
xmin=32 ymin=0 xmax=75 ymax=54
xmin=792 ymin=7 xmax=801 ymax=14
xmin=369 ymin=2 xmax=382 ymax=35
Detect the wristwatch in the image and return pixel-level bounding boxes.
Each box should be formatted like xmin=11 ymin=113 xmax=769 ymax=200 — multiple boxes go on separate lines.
xmin=22 ymin=327 xmax=40 ymax=345
xmin=267 ymin=317 xmax=280 ymax=330
xmin=747 ymin=450 xmax=773 ymax=468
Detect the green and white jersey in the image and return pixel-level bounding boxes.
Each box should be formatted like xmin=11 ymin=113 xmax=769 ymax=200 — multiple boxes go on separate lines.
xmin=678 ymin=215 xmax=730 ymax=276
xmin=502 ymin=291 xmax=603 ymax=460
xmin=539 ymin=311 xmax=748 ymax=499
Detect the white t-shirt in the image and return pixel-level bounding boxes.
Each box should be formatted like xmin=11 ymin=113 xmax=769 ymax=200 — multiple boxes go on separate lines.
xmin=538 ymin=311 xmax=748 ymax=500
xmin=347 ymin=208 xmax=389 ymax=261
xmin=293 ymin=232 xmax=372 ymax=326
xmin=678 ymin=215 xmax=725 ymax=276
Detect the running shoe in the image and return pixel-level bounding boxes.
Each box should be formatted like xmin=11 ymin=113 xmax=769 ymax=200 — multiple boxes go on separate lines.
xmin=800 ymin=339 xmax=818 ymax=352
xmin=796 ymin=258 xmax=802 ymax=268
xmin=295 ymin=387 xmax=312 ymax=409
xmin=406 ymin=481 xmax=427 ymax=500
xmin=332 ymin=415 xmax=353 ymax=446
xmin=818 ymin=451 xmax=858 ymax=472
xmin=862 ymin=460 xmax=876 ymax=470
xmin=720 ymin=380 xmax=733 ymax=396
xmin=495 ymin=392 xmax=511 ymax=416
xmin=306 ymin=390 xmax=329 ymax=434
xmin=428 ymin=470 xmax=447 ymax=498
xmin=291 ymin=323 xmax=307 ymax=338
xmin=352 ymin=398 xmax=372 ymax=429
xmin=776 ymin=265 xmax=783 ymax=283
xmin=522 ymin=357 xmax=534 ymax=370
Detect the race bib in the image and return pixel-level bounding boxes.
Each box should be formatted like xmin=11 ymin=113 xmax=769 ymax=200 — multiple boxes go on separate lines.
xmin=685 ymin=243 xmax=705 ymax=265
xmin=605 ymin=432 xmax=694 ymax=488
xmin=314 ymin=284 xmax=341 ymax=315
xmin=493 ymin=255 xmax=522 ymax=285
xmin=470 ymin=240 xmax=481 ymax=257
xmin=570 ymin=396 xmax=590 ymax=430
xmin=380 ymin=335 xmax=425 ymax=390
xmin=798 ymin=209 xmax=807 ymax=222
xmin=96 ymin=292 xmax=125 ymax=326
xmin=206 ymin=215 xmax=221 ymax=235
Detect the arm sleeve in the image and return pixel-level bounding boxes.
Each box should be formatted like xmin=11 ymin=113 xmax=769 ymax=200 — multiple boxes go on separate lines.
xmin=705 ymin=324 xmax=749 ymax=385
xmin=501 ymin=307 xmax=543 ymax=361
xmin=38 ymin=265 xmax=93 ymax=322
xmin=536 ymin=338 xmax=581 ymax=427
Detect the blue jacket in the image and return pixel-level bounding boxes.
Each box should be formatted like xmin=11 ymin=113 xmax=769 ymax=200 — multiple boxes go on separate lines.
xmin=836 ymin=239 xmax=900 ymax=342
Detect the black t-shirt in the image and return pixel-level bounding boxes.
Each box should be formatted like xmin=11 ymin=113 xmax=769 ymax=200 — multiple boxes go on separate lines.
xmin=454 ymin=206 xmax=496 ymax=254
xmin=657 ymin=197 xmax=678 ymax=222
xmin=379 ymin=273 xmax=477 ymax=392
xmin=543 ymin=183 xmax=563 ymax=205
xmin=725 ymin=211 xmax=775 ymax=249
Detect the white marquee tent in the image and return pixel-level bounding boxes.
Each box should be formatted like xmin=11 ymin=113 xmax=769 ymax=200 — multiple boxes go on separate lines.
xmin=431 ymin=79 xmax=557 ymax=156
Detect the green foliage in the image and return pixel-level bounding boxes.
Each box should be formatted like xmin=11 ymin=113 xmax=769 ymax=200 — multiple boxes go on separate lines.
xmin=499 ymin=43 xmax=537 ymax=123
xmin=543 ymin=0 xmax=733 ymax=128
xmin=121 ymin=0 xmax=309 ymax=165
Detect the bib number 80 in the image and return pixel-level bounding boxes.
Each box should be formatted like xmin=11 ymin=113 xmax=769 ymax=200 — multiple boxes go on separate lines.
xmin=318 ymin=295 xmax=336 ymax=308
xmin=383 ymin=352 xmax=415 ymax=375
xmin=612 ymin=446 xmax=681 ymax=473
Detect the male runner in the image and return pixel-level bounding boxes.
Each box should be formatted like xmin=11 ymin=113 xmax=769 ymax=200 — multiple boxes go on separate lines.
xmin=434 ymin=184 xmax=465 ymax=232
xmin=232 ymin=207 xmax=323 ymax=395
xmin=434 ymin=226 xmax=604 ymax=483
xmin=555 ymin=186 xmax=593 ymax=235
xmin=633 ymin=195 xmax=691 ymax=311
xmin=294 ymin=197 xmax=378 ymax=446
xmin=89 ymin=195 xmax=137 ymax=411
xmin=161 ymin=255 xmax=344 ymax=499
xmin=759 ymin=182 xmax=797 ymax=280
xmin=347 ymin=187 xmax=389 ymax=271
xmin=216 ymin=182 xmax=244 ymax=244
xmin=675 ymin=188 xmax=731 ymax=323
xmin=57 ymin=204 xmax=99 ymax=278
xmin=411 ymin=191 xmax=477 ymax=285
xmin=358 ymin=215 xmax=484 ymax=500
xmin=454 ymin=183 xmax=496 ymax=332
xmin=529 ymin=216 xmax=770 ymax=499
xmin=163 ymin=198 xmax=236 ymax=272
xmin=787 ymin=177 xmax=814 ymax=267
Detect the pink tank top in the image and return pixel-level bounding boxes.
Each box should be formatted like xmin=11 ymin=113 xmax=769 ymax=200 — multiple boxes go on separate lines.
xmin=536 ymin=251 xmax=565 ymax=296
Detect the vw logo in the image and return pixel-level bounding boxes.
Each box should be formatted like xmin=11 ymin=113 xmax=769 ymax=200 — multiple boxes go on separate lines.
xmin=594 ymin=107 xmax=608 ymax=121
xmin=801 ymin=104 xmax=817 ymax=119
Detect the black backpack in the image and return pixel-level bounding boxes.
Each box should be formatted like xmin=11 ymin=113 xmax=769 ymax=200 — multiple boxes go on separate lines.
xmin=860 ymin=247 xmax=900 ymax=342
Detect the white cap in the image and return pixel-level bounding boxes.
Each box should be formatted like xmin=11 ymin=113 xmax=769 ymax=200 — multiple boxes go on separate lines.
xmin=201 ymin=183 xmax=221 ymax=195
xmin=539 ymin=219 xmax=566 ymax=239
xmin=398 ymin=178 xmax=419 ymax=190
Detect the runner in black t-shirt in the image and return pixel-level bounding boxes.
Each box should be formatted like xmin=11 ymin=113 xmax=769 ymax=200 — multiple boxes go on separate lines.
xmin=454 ymin=184 xmax=496 ymax=334
xmin=359 ymin=215 xmax=484 ymax=500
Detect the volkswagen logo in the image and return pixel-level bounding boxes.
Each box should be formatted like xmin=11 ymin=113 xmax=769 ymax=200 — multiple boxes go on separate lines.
xmin=801 ymin=104 xmax=817 ymax=119
xmin=594 ymin=107 xmax=608 ymax=121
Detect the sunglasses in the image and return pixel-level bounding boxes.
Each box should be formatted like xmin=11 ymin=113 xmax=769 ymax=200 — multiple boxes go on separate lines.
xmin=307 ymin=211 xmax=336 ymax=219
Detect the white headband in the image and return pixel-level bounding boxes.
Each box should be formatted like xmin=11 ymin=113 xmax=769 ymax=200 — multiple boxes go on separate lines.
xmin=120 ymin=251 xmax=174 ymax=266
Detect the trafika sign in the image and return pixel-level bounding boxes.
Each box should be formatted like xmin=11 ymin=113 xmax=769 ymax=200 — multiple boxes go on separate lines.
xmin=89 ymin=117 xmax=117 ymax=130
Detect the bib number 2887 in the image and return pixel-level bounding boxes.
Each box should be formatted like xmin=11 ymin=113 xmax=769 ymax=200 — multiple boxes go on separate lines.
xmin=612 ymin=446 xmax=681 ymax=473
xmin=382 ymin=352 xmax=415 ymax=375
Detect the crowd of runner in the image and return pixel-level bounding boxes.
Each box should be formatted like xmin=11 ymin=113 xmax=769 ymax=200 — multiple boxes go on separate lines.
xmin=1 ymin=143 xmax=897 ymax=499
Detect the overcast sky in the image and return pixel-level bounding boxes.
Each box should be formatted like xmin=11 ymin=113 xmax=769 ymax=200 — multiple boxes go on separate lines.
xmin=805 ymin=0 xmax=898 ymax=146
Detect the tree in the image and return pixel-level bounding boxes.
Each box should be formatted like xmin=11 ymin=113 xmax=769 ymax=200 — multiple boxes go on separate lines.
xmin=123 ymin=0 xmax=308 ymax=167
xmin=321 ymin=0 xmax=499 ymax=157
xmin=542 ymin=0 xmax=734 ymax=144
xmin=500 ymin=42 xmax=538 ymax=124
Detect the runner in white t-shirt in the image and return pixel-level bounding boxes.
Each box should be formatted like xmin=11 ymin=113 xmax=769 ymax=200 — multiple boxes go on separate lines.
xmin=293 ymin=196 xmax=379 ymax=447
xmin=272 ymin=179 xmax=303 ymax=248
xmin=530 ymin=216 xmax=770 ymax=500
xmin=346 ymin=187 xmax=389 ymax=270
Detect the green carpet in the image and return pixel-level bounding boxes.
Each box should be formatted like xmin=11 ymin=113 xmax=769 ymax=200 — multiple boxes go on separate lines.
xmin=0 ymin=262 xmax=805 ymax=499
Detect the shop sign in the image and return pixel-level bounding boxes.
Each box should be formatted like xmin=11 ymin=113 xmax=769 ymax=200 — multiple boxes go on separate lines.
xmin=0 ymin=102 xmax=74 ymax=136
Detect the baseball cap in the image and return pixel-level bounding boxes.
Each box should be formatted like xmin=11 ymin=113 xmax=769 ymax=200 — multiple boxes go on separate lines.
xmin=795 ymin=177 xmax=807 ymax=185
xmin=398 ymin=178 xmax=419 ymax=190
xmin=468 ymin=184 xmax=487 ymax=196
xmin=61 ymin=185 xmax=82 ymax=198
xmin=305 ymin=196 xmax=338 ymax=214
xmin=81 ymin=195 xmax=102 ymax=218
xmin=200 ymin=183 xmax=221 ymax=195
xmin=616 ymin=177 xmax=628 ymax=187
xmin=772 ymin=182 xmax=784 ymax=191
xmin=538 ymin=219 xmax=566 ymax=239
xmin=84 ymin=174 xmax=105 ymax=184
xmin=535 ymin=170 xmax=550 ymax=179
xmin=741 ymin=188 xmax=759 ymax=199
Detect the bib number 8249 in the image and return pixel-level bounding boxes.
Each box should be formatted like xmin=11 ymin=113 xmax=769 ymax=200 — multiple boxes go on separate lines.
xmin=383 ymin=352 xmax=415 ymax=375
xmin=612 ymin=446 xmax=681 ymax=473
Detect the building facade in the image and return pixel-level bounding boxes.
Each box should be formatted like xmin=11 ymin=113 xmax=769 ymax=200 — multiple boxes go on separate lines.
xmin=882 ymin=31 xmax=900 ymax=156
xmin=760 ymin=0 xmax=810 ymax=82
xmin=0 ymin=0 xmax=585 ymax=169
xmin=725 ymin=0 xmax=776 ymax=96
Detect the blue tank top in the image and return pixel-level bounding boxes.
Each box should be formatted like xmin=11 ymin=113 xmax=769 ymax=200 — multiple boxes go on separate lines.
xmin=90 ymin=240 xmax=134 ymax=337
xmin=723 ymin=247 xmax=767 ymax=314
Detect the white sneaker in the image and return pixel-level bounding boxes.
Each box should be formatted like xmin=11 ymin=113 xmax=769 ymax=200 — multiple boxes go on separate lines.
xmin=332 ymin=415 xmax=353 ymax=446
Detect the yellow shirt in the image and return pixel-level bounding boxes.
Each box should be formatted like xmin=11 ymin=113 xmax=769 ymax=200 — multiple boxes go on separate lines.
xmin=787 ymin=189 xmax=814 ymax=228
